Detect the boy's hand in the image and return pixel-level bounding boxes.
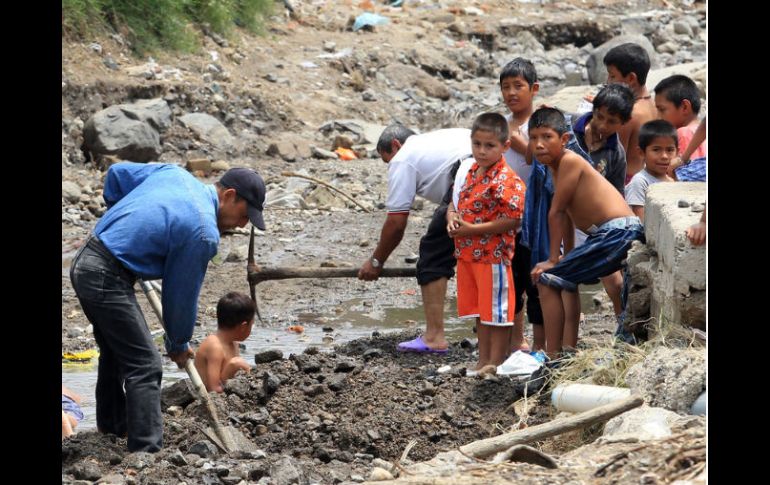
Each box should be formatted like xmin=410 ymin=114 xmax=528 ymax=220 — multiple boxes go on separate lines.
xmin=686 ymin=221 xmax=706 ymax=246
xmin=668 ymin=156 xmax=685 ymax=177
xmin=446 ymin=210 xmax=461 ymax=234
xmin=168 ymin=348 xmax=194 ymax=368
xmin=448 ymin=218 xmax=474 ymax=238
xmin=531 ymin=260 xmax=556 ymax=283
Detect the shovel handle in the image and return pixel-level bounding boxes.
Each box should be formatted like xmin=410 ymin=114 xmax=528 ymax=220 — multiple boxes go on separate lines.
xmin=138 ymin=279 xmax=237 ymax=453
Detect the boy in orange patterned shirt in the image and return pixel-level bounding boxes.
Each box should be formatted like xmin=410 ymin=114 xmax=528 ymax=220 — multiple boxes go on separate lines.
xmin=447 ymin=113 xmax=526 ymax=370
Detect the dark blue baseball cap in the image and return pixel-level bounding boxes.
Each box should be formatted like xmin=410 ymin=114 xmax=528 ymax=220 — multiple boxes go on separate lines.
xmin=219 ymin=167 xmax=266 ymax=230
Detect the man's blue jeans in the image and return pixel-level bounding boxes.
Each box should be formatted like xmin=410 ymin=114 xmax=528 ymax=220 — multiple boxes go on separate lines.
xmin=69 ymin=236 xmax=163 ymax=452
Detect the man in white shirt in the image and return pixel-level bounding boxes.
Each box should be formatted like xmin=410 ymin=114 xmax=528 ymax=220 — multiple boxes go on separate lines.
xmin=358 ymin=124 xmax=472 ymax=353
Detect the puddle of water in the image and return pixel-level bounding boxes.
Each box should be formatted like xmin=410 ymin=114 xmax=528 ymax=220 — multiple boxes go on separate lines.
xmin=63 ymin=286 xmax=606 ymax=431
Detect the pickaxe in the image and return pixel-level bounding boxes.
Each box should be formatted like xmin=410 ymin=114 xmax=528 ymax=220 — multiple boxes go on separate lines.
xmin=246 ymin=226 xmax=417 ymax=322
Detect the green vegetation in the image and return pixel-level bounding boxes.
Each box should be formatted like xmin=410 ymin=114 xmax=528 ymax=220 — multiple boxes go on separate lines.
xmin=62 ymin=0 xmax=274 ymax=54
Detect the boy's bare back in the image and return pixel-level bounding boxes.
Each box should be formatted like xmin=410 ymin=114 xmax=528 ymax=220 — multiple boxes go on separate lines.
xmin=621 ymin=98 xmax=657 ymax=176
xmin=551 ymin=150 xmax=633 ymax=231
xmin=194 ymin=334 xmax=240 ymax=392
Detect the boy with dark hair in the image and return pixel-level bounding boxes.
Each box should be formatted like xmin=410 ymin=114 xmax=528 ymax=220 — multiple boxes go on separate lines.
xmin=528 ymin=108 xmax=644 ymax=358
xmin=654 ymin=75 xmax=707 ymax=178
xmin=570 ymin=83 xmax=634 ymax=193
xmin=498 ymin=57 xmax=545 ymax=353
xmin=194 ymin=292 xmax=256 ymax=392
xmin=603 ymin=43 xmax=657 ymax=182
xmin=625 ymin=120 xmax=678 ymax=221
xmin=567 ymin=82 xmax=635 ymax=329
xmin=447 ymin=113 xmax=526 ymax=369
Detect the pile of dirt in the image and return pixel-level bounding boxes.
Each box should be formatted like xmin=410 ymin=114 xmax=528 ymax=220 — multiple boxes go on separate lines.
xmin=62 ymin=330 xmax=555 ymax=484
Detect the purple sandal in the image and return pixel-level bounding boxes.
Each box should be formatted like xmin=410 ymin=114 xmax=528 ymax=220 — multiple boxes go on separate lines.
xmin=397 ymin=336 xmax=449 ymax=354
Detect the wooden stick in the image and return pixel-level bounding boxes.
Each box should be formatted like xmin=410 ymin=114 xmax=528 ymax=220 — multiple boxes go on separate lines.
xmin=248 ymin=266 xmax=416 ymax=284
xmin=281 ymin=171 xmax=371 ymax=212
xmin=459 ymin=395 xmax=644 ymax=459
xmin=595 ymin=430 xmax=703 ymax=477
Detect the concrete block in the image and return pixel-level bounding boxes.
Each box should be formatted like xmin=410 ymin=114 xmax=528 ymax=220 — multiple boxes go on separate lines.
xmin=644 ymin=182 xmax=706 ymax=290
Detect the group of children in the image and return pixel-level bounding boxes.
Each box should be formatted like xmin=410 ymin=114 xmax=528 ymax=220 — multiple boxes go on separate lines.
xmin=446 ymin=43 xmax=707 ymax=369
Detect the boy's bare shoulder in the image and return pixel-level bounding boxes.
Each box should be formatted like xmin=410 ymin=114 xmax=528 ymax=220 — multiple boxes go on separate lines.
xmin=563 ymin=149 xmax=591 ymax=167
xmin=198 ymin=334 xmax=225 ymax=355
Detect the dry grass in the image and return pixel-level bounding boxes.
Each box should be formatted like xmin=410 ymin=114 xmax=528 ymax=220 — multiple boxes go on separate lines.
xmin=551 ymin=314 xmax=703 ymax=388
xmin=521 ymin=315 xmax=705 ymax=454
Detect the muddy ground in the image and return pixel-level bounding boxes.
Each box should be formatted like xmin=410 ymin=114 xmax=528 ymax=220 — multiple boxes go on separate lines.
xmin=61 ymin=330 xmax=706 ymax=485
xmin=62 ymin=0 xmax=706 ymax=483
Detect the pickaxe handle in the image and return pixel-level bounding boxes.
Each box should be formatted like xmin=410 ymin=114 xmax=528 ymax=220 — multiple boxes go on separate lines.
xmin=248 ymin=266 xmax=417 ymax=285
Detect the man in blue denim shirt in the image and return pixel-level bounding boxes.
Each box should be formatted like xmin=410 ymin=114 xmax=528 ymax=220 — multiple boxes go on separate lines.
xmin=69 ymin=162 xmax=266 ymax=452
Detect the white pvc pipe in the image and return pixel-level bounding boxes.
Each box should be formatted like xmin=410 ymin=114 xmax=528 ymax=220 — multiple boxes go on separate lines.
xmin=552 ymin=383 xmax=632 ymax=413
xmin=690 ymin=391 xmax=706 ymax=416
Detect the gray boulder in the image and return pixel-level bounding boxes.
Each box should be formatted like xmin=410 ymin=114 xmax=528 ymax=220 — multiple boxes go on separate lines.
xmin=585 ymin=35 xmax=657 ymax=84
xmin=84 ymin=106 xmax=162 ymax=162
xmin=179 ymin=113 xmax=235 ymax=151
xmin=382 ymin=64 xmax=450 ymax=100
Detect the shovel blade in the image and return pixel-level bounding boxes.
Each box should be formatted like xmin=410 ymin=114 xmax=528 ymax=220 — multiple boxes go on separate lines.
xmin=202 ymin=425 xmax=258 ymax=453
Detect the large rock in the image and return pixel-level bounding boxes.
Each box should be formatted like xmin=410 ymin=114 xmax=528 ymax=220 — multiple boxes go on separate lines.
xmin=646 ymin=62 xmax=707 ymax=98
xmin=265 ymin=190 xmax=308 ymax=209
xmin=62 ymin=181 xmax=82 ymax=203
xmin=179 ymin=113 xmax=235 ymax=151
xmin=498 ymin=17 xmax=621 ymax=50
xmin=318 ymin=119 xmax=388 ymax=150
xmin=305 ymin=186 xmax=348 ymax=209
xmin=160 ymin=379 xmax=196 ymax=410
xmin=266 ymin=134 xmax=312 ymax=162
xmin=601 ymin=406 xmax=682 ymax=442
xmin=541 ymin=86 xmax=592 ymax=115
xmin=270 ymin=455 xmax=304 ymax=484
xmin=383 ymin=64 xmax=450 ymax=100
xmin=408 ymin=48 xmax=460 ymax=79
xmin=83 ymin=104 xmax=163 ymax=162
xmin=585 ymin=35 xmax=657 ymax=84
xmin=118 ymin=98 xmax=172 ymax=131
xmin=625 ymin=347 xmax=706 ymax=414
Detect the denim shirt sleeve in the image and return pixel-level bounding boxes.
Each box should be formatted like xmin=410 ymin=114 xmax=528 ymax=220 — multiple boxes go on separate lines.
xmin=103 ymin=162 xmax=166 ymax=209
xmin=161 ymin=237 xmax=218 ymax=354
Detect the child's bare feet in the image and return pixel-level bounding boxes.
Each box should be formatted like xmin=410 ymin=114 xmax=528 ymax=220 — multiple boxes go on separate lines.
xmin=510 ymin=338 xmax=531 ymax=353
xmin=477 ymin=364 xmax=497 ymax=377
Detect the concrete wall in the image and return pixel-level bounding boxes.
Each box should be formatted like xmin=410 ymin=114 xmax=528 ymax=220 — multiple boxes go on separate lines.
xmin=627 ymin=182 xmax=706 ymax=329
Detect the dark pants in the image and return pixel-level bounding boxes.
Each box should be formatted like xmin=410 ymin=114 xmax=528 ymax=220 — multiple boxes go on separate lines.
xmin=416 ymin=160 xmax=463 ymax=286
xmin=69 ymin=236 xmax=163 ymax=452
xmin=512 ymin=232 xmax=544 ymax=325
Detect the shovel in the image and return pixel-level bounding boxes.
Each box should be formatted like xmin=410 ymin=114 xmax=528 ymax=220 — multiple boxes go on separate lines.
xmin=138 ymin=279 xmax=255 ymax=454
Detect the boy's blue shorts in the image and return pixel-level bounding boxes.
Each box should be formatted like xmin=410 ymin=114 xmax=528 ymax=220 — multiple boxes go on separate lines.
xmin=675 ymin=157 xmax=706 ymax=182
xmin=538 ymin=216 xmax=645 ymax=292
xmin=62 ymin=394 xmax=84 ymax=423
